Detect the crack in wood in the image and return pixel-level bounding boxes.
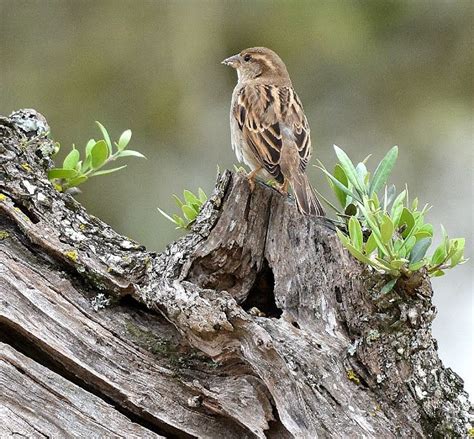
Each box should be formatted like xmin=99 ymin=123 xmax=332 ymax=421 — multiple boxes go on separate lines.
xmin=0 ymin=322 xmax=187 ymax=438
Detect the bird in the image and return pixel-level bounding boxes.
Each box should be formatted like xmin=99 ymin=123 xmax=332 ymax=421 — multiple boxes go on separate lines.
xmin=222 ymin=46 xmax=325 ymax=216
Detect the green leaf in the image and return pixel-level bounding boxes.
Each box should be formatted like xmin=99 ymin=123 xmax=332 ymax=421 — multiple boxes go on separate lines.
xmin=181 ymin=204 xmax=197 ymax=221
xmin=452 ymin=237 xmax=465 ymax=251
xmin=431 ymin=241 xmax=447 ymax=265
xmin=158 ymin=207 xmax=178 ymax=224
xmin=380 ymin=214 xmax=394 ymax=244
xmin=399 ymin=208 xmax=415 ymax=238
xmin=63 ymin=148 xmax=80 ymax=170
xmin=370 ymin=192 xmax=380 ymax=210
xmin=390 ymin=190 xmax=406 ymax=226
xmin=358 ymin=202 xmax=389 ymax=257
xmin=409 ymin=260 xmax=426 ymax=272
xmin=117 ymin=129 xmax=132 ymax=151
xmin=117 ymin=150 xmax=146 ymax=159
xmin=332 ymin=164 xmax=349 ymax=207
xmin=67 ymin=175 xmax=88 ymax=188
xmin=416 ymin=223 xmax=433 ymax=237
xmin=333 ymin=145 xmax=364 ymax=193
xmin=85 ymin=139 xmax=96 ymax=156
xmin=318 ymin=166 xmax=360 ymax=203
xmin=375 ymin=257 xmax=400 ymax=273
xmin=355 ymin=162 xmax=368 ymax=191
xmin=409 ymin=237 xmax=432 ymax=263
xmin=393 ymin=237 xmax=403 ymax=252
xmin=172 ymin=213 xmax=182 ymax=223
xmin=397 ymin=243 xmax=408 ymax=259
xmin=198 ymin=188 xmax=207 ymax=203
xmin=348 ymin=216 xmax=363 ymax=250
xmin=365 ymin=232 xmax=378 ymax=254
xmin=369 ymin=146 xmax=398 ymax=195
xmin=93 ymin=165 xmax=127 ymax=176
xmin=336 ymin=228 xmax=349 ymax=245
xmin=390 ymin=258 xmax=408 ymax=269
xmin=175 ymin=218 xmax=187 ymax=229
xmin=82 ymin=151 xmax=92 ymax=172
xmin=96 ymin=121 xmax=113 ymax=155
xmin=173 ymin=194 xmax=184 ymax=208
xmin=380 ymin=278 xmax=398 ymax=294
xmin=402 ymin=236 xmax=417 ymax=255
xmin=183 ymin=190 xmax=200 ymax=205
xmin=431 ymin=269 xmax=445 ymax=277
xmin=91 ymin=140 xmax=109 ymax=169
xmin=449 ymin=238 xmax=465 ymax=267
xmin=384 ymin=184 xmax=397 ymax=210
xmin=414 ymin=230 xmax=433 ymax=240
xmin=48 ymin=168 xmax=79 ymax=180
xmin=336 ymin=229 xmax=374 ymax=266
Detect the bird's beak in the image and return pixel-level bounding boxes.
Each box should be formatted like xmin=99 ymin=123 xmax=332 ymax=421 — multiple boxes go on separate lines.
xmin=221 ymin=54 xmax=240 ymax=68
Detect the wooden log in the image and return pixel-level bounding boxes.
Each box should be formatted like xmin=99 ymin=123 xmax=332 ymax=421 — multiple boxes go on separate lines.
xmin=0 ymin=109 xmax=472 ymax=438
xmin=1 ymin=343 xmax=165 ymax=438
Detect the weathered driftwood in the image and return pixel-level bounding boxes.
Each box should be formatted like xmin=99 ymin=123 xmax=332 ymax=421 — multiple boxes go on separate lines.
xmin=0 ymin=109 xmax=472 ymax=438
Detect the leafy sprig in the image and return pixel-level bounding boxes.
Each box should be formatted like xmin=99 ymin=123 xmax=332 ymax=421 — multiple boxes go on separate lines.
xmin=318 ymin=145 xmax=467 ymax=287
xmin=48 ymin=121 xmax=145 ymax=192
xmin=158 ymin=188 xmax=208 ymax=229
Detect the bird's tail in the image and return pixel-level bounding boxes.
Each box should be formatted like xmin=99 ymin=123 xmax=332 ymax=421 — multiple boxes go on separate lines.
xmin=291 ymin=172 xmax=325 ymax=216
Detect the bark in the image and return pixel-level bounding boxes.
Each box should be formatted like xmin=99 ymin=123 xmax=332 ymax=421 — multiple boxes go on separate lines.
xmin=0 ymin=109 xmax=472 ymax=438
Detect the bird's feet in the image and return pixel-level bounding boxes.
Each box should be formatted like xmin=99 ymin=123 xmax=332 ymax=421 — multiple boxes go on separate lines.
xmin=247 ymin=175 xmax=256 ymax=192
xmin=245 ymin=167 xmax=262 ymax=192
xmin=275 ymin=180 xmax=289 ymax=196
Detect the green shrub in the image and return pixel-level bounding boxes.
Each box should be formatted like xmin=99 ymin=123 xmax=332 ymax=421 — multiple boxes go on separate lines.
xmin=317 ymin=145 xmax=466 ymax=288
xmin=48 ymin=121 xmax=145 ymax=192
xmin=158 ymin=188 xmax=208 ymax=229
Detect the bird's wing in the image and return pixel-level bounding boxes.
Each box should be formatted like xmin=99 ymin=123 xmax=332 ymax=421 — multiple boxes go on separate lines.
xmin=232 ymin=84 xmax=311 ymax=183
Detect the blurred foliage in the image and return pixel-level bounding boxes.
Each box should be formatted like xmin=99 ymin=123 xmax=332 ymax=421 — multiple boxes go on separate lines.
xmin=319 ymin=145 xmax=466 ymax=286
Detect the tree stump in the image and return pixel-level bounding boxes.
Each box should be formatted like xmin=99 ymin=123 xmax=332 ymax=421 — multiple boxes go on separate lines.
xmin=0 ymin=109 xmax=472 ymax=438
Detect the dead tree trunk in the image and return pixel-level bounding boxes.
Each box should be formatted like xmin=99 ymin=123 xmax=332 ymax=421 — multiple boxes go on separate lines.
xmin=0 ymin=109 xmax=472 ymax=438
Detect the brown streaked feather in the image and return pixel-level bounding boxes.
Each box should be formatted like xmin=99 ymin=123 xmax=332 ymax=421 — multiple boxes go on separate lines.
xmin=232 ymin=84 xmax=311 ymax=183
xmin=291 ymin=171 xmax=325 ymax=216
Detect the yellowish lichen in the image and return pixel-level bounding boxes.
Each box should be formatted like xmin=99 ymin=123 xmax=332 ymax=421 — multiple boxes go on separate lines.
xmin=13 ymin=207 xmax=30 ymax=221
xmin=0 ymin=231 xmax=10 ymax=240
xmin=368 ymin=404 xmax=381 ymax=417
xmin=64 ymin=250 xmax=78 ymax=262
xmin=0 ymin=194 xmax=6 ymax=202
xmin=468 ymin=427 xmax=474 ymax=437
xmin=79 ymin=223 xmax=86 ymax=230
xmin=346 ymin=369 xmax=361 ymax=385
xmin=21 ymin=163 xmax=32 ymax=172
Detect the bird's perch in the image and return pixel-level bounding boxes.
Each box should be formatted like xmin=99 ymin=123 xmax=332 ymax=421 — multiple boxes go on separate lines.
xmin=0 ymin=110 xmax=472 ymax=438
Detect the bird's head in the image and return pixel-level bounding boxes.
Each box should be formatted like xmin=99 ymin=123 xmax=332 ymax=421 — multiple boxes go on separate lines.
xmin=222 ymin=47 xmax=291 ymax=84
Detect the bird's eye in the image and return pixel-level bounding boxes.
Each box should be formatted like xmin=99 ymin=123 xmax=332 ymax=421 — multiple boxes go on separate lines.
xmin=243 ymin=54 xmax=251 ymax=62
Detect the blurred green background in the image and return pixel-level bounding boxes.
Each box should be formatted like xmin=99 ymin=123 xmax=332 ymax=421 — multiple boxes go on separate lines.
xmin=1 ymin=0 xmax=472 ymax=397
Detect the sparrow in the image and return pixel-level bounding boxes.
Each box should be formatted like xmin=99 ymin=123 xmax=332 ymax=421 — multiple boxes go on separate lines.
xmin=222 ymin=47 xmax=324 ymax=216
